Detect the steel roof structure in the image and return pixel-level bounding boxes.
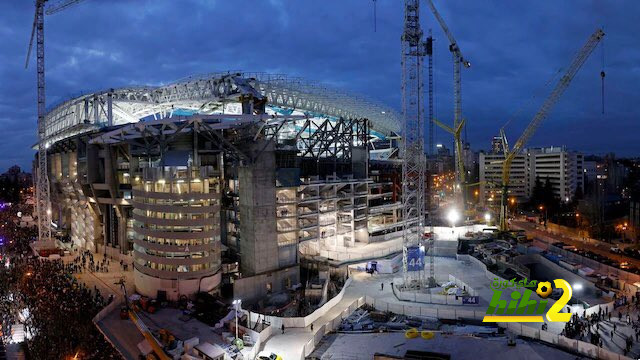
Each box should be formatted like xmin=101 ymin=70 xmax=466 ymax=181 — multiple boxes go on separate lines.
xmin=43 ymin=72 xmax=401 ymax=146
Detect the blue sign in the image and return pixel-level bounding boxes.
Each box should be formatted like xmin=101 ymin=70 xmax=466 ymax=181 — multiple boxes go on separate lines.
xmin=462 ymin=296 xmax=480 ymax=305
xmin=406 ymin=246 xmax=425 ymax=271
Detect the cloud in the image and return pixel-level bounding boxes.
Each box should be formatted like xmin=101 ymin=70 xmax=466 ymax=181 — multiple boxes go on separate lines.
xmin=0 ymin=0 xmax=638 ymax=172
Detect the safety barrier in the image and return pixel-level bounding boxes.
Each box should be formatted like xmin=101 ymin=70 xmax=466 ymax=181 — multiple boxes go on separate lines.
xmin=395 ymin=290 xmax=464 ymax=305
xmin=241 ymin=324 xmax=273 ymax=360
xmin=301 ymin=296 xmax=367 ymax=359
xmin=249 ymin=278 xmax=353 ymax=330
xmin=448 ymin=274 xmax=478 ymax=297
xmin=362 ymin=296 xmax=632 ymax=360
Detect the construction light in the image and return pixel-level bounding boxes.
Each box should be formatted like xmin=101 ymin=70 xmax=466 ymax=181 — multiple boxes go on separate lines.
xmin=572 ymin=283 xmax=583 ymax=291
xmin=447 ymin=209 xmax=459 ymax=227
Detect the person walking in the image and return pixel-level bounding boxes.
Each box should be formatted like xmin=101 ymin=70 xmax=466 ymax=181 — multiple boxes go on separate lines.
xmin=310 ymin=323 xmax=314 ymax=332
xmin=381 ymin=283 xmax=384 ymax=291
xmin=611 ymin=330 xmax=614 ymax=340
xmin=281 ymin=324 xmax=285 ymax=334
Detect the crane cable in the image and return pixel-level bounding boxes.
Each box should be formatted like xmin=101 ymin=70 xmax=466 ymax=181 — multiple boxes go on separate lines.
xmin=373 ymin=0 xmax=377 ymax=32
xmin=600 ymin=33 xmax=606 ymax=115
xmin=500 ymin=66 xmax=564 ymax=136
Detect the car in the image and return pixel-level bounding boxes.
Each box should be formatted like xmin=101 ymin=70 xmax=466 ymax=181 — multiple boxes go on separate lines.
xmin=610 ymin=246 xmax=621 ymax=254
xmin=620 ymin=262 xmax=631 ymax=269
xmin=257 ymin=351 xmax=283 ymax=360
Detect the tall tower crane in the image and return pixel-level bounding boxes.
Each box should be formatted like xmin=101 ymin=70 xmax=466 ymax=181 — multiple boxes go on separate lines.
xmin=426 ymin=0 xmax=470 ymax=206
xmin=401 ymin=0 xmax=431 ymax=287
xmin=426 ymin=29 xmax=434 ymax=156
xmin=25 ymin=0 xmax=89 ymax=245
xmin=497 ymin=28 xmax=605 ymax=232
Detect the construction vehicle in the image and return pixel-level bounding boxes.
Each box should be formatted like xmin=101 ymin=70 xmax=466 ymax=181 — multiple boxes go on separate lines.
xmin=497 ymin=29 xmax=605 ymax=232
xmin=25 ymin=0 xmax=91 ymax=245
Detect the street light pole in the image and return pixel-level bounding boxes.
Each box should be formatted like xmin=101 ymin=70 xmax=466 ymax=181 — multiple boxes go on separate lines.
xmin=233 ymin=299 xmax=241 ymax=343
xmin=539 ymin=205 xmax=547 ymax=228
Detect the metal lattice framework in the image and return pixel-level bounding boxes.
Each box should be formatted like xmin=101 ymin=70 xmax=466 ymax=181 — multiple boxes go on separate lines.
xmin=41 ymin=72 xmax=401 ymax=147
xmin=32 ymin=1 xmax=52 ymax=244
xmin=401 ymin=0 xmax=427 ymax=285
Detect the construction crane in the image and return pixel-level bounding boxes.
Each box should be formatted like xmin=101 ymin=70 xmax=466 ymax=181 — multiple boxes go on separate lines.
xmin=426 ymin=0 xmax=470 ymax=205
xmin=497 ymin=28 xmax=605 ymax=232
xmin=401 ymin=0 xmax=433 ymax=288
xmin=426 ymin=29 xmax=434 ymax=156
xmin=25 ymin=0 xmax=88 ymax=245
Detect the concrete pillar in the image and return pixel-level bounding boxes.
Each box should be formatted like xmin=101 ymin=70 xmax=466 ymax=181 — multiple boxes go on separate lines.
xmin=238 ymin=142 xmax=279 ymax=275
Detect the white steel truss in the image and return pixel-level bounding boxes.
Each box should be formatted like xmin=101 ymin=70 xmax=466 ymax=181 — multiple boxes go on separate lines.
xmin=41 ymin=72 xmax=401 ymax=146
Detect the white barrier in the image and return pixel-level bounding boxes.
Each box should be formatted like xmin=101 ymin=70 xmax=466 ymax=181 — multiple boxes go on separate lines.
xmin=360 ymin=296 xmax=632 ymax=360
xmin=242 ymin=324 xmax=273 ymax=360
xmin=93 ymin=295 xmax=123 ymax=323
xmin=249 ymin=278 xmax=353 ymax=330
xmin=448 ymin=274 xmax=478 ymax=297
xmin=394 ymin=290 xmax=464 ymax=305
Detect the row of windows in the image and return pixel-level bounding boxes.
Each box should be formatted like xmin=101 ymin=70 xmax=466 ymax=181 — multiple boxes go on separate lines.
xmin=136 ymin=259 xmax=219 ymax=273
xmin=134 ymin=223 xmax=217 ymax=233
xmin=134 ymin=198 xmax=220 ymax=207
xmin=138 ymin=179 xmax=219 ymax=194
xmin=134 ymin=209 xmax=219 ymax=221
xmin=134 ymin=234 xmax=220 ymax=247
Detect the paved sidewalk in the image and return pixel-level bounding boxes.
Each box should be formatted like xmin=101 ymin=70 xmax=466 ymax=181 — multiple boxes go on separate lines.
xmin=61 ymin=250 xmax=135 ymax=299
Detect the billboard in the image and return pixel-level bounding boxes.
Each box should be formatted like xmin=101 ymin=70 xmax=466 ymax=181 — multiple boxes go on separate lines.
xmin=406 ymin=246 xmax=425 ymax=271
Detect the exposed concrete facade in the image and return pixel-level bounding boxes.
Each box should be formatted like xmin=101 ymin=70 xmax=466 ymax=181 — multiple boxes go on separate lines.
xmin=238 ymin=143 xmax=280 ymax=275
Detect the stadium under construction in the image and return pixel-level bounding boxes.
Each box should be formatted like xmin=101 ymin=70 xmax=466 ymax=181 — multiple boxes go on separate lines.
xmin=40 ymin=72 xmax=410 ymax=302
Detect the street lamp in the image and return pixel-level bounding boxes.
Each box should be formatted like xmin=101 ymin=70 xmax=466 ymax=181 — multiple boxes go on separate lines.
xmin=539 ymin=205 xmax=547 ymax=227
xmin=232 ymin=299 xmax=242 ymax=343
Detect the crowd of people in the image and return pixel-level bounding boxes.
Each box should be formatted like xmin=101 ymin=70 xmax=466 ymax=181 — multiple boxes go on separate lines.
xmin=68 ymin=250 xmax=114 ymax=274
xmin=0 ymin=254 xmax=121 ymax=359
xmin=561 ymin=293 xmax=640 ymax=357
xmin=0 ymin=198 xmax=122 ymax=359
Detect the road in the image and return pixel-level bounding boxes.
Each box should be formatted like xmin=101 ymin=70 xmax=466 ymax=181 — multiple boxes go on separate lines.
xmin=512 ymin=220 xmax=640 ymax=269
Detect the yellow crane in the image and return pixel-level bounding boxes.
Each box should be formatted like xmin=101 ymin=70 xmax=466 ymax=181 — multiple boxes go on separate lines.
xmin=497 ymin=28 xmax=605 ymax=231
xmin=433 ymin=118 xmax=465 ymax=187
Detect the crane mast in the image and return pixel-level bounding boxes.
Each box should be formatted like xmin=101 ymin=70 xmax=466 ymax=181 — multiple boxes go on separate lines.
xmin=26 ymin=0 xmax=53 ymax=245
xmin=401 ymin=0 xmax=428 ymax=286
xmin=427 ymin=30 xmax=434 ymax=156
xmin=26 ymin=0 xmax=89 ymax=246
xmin=426 ymin=0 xmax=470 ymax=211
xmin=498 ymin=28 xmax=605 ymax=231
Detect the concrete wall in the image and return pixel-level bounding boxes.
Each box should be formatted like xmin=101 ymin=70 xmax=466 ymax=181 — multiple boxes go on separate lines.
xmin=515 ymin=253 xmax=600 ymax=300
xmin=233 ymin=265 xmax=299 ymax=304
xmin=239 ymin=142 xmax=279 ymax=275
xmin=248 ymin=277 xmax=353 ymax=330
xmin=133 ymin=268 xmax=222 ymax=300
